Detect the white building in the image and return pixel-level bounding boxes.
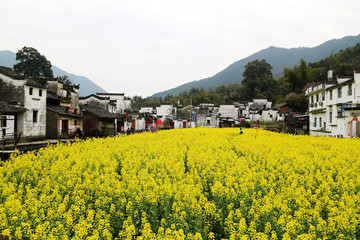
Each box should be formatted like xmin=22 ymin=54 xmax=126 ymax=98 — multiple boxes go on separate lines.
xmin=139 ymin=107 xmax=154 ymax=114
xmin=97 ymin=93 xmax=131 ymax=114
xmin=194 ymin=103 xmax=218 ymax=128
xmin=305 ymin=70 xmax=360 ymax=138
xmin=245 ymin=99 xmax=273 ymax=121
xmin=218 ymin=105 xmax=239 ymax=127
xmin=0 ymin=67 xmax=47 ymax=140
xmin=156 ymin=105 xmax=176 ymax=121
xmin=79 ymin=94 xmax=116 ymax=113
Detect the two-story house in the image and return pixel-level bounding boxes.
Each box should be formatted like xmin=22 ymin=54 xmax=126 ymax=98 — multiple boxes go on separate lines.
xmin=306 ymin=70 xmax=360 ymax=138
xmin=46 ymin=79 xmax=82 ymax=138
xmin=96 ymin=92 xmax=131 ymax=114
xmin=0 ymin=66 xmax=47 ymax=141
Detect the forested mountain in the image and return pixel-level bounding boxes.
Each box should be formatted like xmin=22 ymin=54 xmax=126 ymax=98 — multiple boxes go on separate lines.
xmin=152 ymin=34 xmax=360 ymax=98
xmin=309 ymin=43 xmax=360 ymax=76
xmin=0 ymin=50 xmax=106 ymax=96
xmin=133 ymin=42 xmax=360 ymax=113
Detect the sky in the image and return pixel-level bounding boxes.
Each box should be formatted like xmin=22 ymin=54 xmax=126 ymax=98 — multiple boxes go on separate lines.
xmin=1 ymin=0 xmax=359 ymax=97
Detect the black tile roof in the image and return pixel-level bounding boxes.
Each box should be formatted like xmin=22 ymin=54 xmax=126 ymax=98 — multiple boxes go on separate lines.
xmin=0 ymin=66 xmax=25 ymax=80
xmin=81 ymin=105 xmax=117 ymax=119
xmin=0 ymin=102 xmax=27 ymax=114
xmin=26 ymin=79 xmax=47 ymax=89
xmin=47 ymin=105 xmax=82 ymax=118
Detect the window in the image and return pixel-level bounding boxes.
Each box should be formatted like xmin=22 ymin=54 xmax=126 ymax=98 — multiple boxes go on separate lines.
xmin=33 ymin=110 xmax=38 ymax=123
xmin=29 ymin=87 xmax=33 ymax=95
xmin=322 ymin=92 xmax=325 ymax=101
xmin=311 ymin=96 xmax=313 ymax=103
xmin=348 ymin=85 xmax=352 ymax=96
xmin=329 ymin=112 xmax=332 ymax=123
xmin=74 ymin=120 xmax=78 ymax=125
xmin=39 ymin=89 xmax=43 ymax=97
xmin=314 ymin=117 xmax=317 ymax=127
xmin=338 ymin=88 xmax=342 ymax=98
xmin=1 ymin=116 xmax=6 ymax=127
xmin=316 ymin=94 xmax=319 ymax=102
xmin=329 ymin=90 xmax=333 ymax=100
xmin=319 ymin=117 xmax=322 ymax=128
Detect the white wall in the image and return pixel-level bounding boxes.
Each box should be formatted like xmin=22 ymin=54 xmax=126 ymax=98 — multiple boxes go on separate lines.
xmin=218 ymin=105 xmax=239 ymax=120
xmin=1 ymin=115 xmax=15 ymax=138
xmin=156 ymin=105 xmax=174 ymax=121
xmin=0 ymin=73 xmax=26 ymax=87
xmin=23 ymin=85 xmax=47 ymax=138
xmin=135 ymin=119 xmax=146 ymax=131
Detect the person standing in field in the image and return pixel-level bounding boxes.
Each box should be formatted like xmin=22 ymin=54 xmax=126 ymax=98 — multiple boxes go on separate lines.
xmin=239 ymin=128 xmax=243 ymax=135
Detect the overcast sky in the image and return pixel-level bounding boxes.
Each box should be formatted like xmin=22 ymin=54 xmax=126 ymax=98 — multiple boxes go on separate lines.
xmin=1 ymin=0 xmax=359 ymax=97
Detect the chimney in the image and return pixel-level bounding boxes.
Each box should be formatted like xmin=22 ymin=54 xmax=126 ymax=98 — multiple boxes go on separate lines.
xmin=327 ymin=70 xmax=333 ymax=82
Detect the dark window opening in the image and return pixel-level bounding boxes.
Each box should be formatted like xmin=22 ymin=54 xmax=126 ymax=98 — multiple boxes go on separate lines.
xmin=33 ymin=110 xmax=38 ymax=123
xmin=1 ymin=116 xmax=7 ymax=127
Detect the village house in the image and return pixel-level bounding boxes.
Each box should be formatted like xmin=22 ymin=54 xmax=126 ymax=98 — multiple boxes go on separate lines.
xmin=79 ymin=94 xmax=117 ymax=114
xmin=305 ymin=70 xmax=360 ymax=138
xmin=245 ymin=99 xmax=273 ymax=122
xmin=217 ymin=105 xmax=239 ymax=127
xmin=0 ymin=102 xmax=27 ymax=144
xmin=173 ymin=105 xmax=189 ymax=129
xmin=0 ymin=66 xmax=47 ymax=141
xmin=81 ymin=105 xmax=117 ymax=137
xmin=193 ymin=103 xmax=218 ymax=127
xmin=96 ymin=92 xmax=131 ymax=114
xmin=46 ymin=79 xmax=82 ymax=139
xmin=273 ymin=103 xmax=291 ymax=122
xmin=234 ymin=102 xmax=247 ymax=119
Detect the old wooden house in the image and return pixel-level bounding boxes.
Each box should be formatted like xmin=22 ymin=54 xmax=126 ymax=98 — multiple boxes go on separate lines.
xmin=46 ymin=79 xmax=82 ymax=139
xmin=81 ymin=105 xmax=117 ymax=137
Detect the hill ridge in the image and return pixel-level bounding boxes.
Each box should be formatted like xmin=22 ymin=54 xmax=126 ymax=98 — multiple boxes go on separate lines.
xmin=152 ymin=34 xmax=360 ymax=98
xmin=0 ymin=50 xmax=106 ymax=97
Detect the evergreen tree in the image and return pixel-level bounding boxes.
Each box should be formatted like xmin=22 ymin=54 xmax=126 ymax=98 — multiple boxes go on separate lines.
xmin=13 ymin=46 xmax=53 ymax=78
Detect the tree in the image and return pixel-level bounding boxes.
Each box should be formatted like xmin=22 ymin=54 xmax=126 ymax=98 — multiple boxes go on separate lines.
xmin=241 ymin=59 xmax=277 ymax=100
xmin=13 ymin=46 xmax=53 ymax=78
xmin=279 ymin=59 xmax=313 ymax=94
xmin=57 ymin=75 xmax=72 ymax=85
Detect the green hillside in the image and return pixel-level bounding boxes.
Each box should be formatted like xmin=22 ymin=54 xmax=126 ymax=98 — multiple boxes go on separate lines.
xmin=152 ymin=34 xmax=360 ymax=98
xmin=309 ymin=43 xmax=360 ymax=76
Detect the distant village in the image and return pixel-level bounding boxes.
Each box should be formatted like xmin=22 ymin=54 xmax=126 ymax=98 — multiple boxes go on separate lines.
xmin=1 ymin=65 xmax=360 ymax=149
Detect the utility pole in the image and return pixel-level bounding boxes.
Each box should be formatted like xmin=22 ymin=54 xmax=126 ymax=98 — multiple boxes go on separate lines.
xmin=189 ymin=97 xmax=192 ymax=128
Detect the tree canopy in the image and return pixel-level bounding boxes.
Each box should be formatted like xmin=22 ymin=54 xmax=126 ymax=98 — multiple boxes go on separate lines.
xmin=241 ymin=59 xmax=277 ymax=100
xmin=13 ymin=46 xmax=53 ymax=78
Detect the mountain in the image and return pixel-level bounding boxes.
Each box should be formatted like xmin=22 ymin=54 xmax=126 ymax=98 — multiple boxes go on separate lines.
xmin=152 ymin=34 xmax=360 ymax=98
xmin=0 ymin=50 xmax=106 ymax=96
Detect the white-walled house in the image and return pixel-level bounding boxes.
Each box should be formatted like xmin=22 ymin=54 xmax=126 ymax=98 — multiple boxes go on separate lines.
xmin=218 ymin=105 xmax=239 ymax=127
xmin=245 ymin=99 xmax=273 ymax=121
xmin=156 ymin=105 xmax=176 ymax=121
xmin=0 ymin=66 xmax=47 ymax=140
xmin=194 ymin=103 xmax=218 ymax=127
xmin=97 ymin=93 xmax=131 ymax=114
xmin=79 ymin=94 xmax=116 ymax=113
xmin=305 ymin=70 xmax=360 ymax=138
xmin=139 ymin=107 xmax=154 ymax=114
xmin=261 ymin=109 xmax=278 ymax=122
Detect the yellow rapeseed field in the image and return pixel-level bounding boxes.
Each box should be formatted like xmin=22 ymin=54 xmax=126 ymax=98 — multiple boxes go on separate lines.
xmin=0 ymin=128 xmax=360 ymax=240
